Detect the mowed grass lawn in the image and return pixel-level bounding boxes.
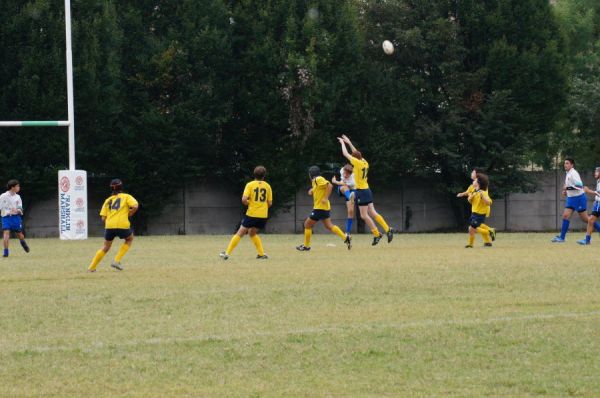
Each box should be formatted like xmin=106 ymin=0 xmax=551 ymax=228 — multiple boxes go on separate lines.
xmin=1 ymin=233 xmax=600 ymax=397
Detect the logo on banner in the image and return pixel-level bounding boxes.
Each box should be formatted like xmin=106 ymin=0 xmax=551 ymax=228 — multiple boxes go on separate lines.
xmin=60 ymin=177 xmax=70 ymax=193
xmin=76 ymin=176 xmax=84 ymax=186
xmin=76 ymin=219 xmax=85 ymax=230
xmin=76 ymin=198 xmax=84 ymax=208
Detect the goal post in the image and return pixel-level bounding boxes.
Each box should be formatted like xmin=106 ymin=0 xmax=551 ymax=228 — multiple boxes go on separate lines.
xmin=0 ymin=0 xmax=87 ymax=240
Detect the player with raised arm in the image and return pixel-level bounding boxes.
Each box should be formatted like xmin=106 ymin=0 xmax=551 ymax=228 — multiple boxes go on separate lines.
xmin=331 ymin=164 xmax=356 ymax=239
xmin=87 ymin=179 xmax=138 ymax=272
xmin=552 ymin=158 xmax=590 ymax=242
xmin=576 ymin=167 xmax=600 ymax=245
xmin=457 ymin=168 xmax=496 ymax=241
xmin=0 ymin=180 xmax=30 ymax=257
xmin=465 ymin=173 xmax=493 ymax=248
xmin=338 ymin=135 xmax=394 ymax=245
xmin=296 ymin=166 xmax=351 ymax=252
xmin=220 ymin=166 xmax=272 ymax=260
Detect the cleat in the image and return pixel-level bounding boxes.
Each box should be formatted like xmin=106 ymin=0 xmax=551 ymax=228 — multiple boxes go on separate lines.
xmin=2 ymin=254 xmax=7 ymax=258
xmin=484 ymin=243 xmax=492 ymax=247
xmin=110 ymin=261 xmax=124 ymax=271
xmin=372 ymin=235 xmax=382 ymax=246
xmin=256 ymin=254 xmax=269 ymax=259
xmin=577 ymin=239 xmax=590 ymax=246
xmin=219 ymin=251 xmax=229 ymax=260
xmin=386 ymin=228 xmax=394 ymax=243
xmin=87 ymin=269 xmax=96 ymax=273
xmin=344 ymin=234 xmax=352 ymax=250
xmin=296 ymin=244 xmax=311 ymax=252
xmin=465 ymin=245 xmax=473 ymax=248
xmin=489 ymin=228 xmax=496 ymax=242
xmin=21 ymin=242 xmax=30 ymax=253
xmin=551 ymin=236 xmax=565 ymax=243
xmin=348 ymin=191 xmax=355 ymax=205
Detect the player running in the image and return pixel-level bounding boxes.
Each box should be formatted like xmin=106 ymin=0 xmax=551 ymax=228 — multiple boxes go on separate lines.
xmin=552 ymin=158 xmax=591 ymax=242
xmin=0 ymin=180 xmax=30 ymax=257
xmin=220 ymin=166 xmax=272 ymax=260
xmin=576 ymin=166 xmax=600 ymax=245
xmin=457 ymin=168 xmax=496 ymax=241
xmin=331 ymin=164 xmax=356 ymax=238
xmin=296 ymin=166 xmax=351 ymax=251
xmin=87 ymin=179 xmax=139 ymax=272
xmin=338 ymin=135 xmax=394 ymax=245
xmin=465 ymin=173 xmax=493 ymax=248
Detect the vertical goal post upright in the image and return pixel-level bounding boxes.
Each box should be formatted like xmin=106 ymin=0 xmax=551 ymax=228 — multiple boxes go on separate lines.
xmin=0 ymin=0 xmax=88 ymax=240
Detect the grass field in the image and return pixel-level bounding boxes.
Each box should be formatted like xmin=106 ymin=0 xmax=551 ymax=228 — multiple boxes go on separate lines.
xmin=2 ymin=233 xmax=600 ymax=397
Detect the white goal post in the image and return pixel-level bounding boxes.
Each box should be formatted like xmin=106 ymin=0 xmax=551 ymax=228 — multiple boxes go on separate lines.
xmin=0 ymin=0 xmax=87 ymax=240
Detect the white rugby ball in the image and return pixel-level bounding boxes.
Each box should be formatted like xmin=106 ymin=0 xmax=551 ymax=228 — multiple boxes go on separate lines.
xmin=382 ymin=40 xmax=394 ymax=55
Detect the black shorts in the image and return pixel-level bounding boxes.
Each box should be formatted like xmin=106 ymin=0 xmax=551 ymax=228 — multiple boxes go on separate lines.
xmin=104 ymin=228 xmax=133 ymax=241
xmin=355 ymin=189 xmax=373 ymax=207
xmin=309 ymin=209 xmax=331 ymax=221
xmin=241 ymin=216 xmax=267 ymax=229
xmin=469 ymin=213 xmax=486 ymax=228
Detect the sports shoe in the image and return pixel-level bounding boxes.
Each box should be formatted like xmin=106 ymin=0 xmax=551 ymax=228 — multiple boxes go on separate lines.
xmin=577 ymin=239 xmax=590 ymax=245
xmin=219 ymin=251 xmax=229 ymax=260
xmin=256 ymin=254 xmax=269 ymax=259
xmin=484 ymin=243 xmax=492 ymax=247
xmin=87 ymin=269 xmax=96 ymax=273
xmin=551 ymin=236 xmax=565 ymax=243
xmin=21 ymin=241 xmax=30 ymax=253
xmin=348 ymin=191 xmax=355 ymax=205
xmin=344 ymin=234 xmax=352 ymax=250
xmin=489 ymin=228 xmax=496 ymax=242
xmin=296 ymin=244 xmax=311 ymax=251
xmin=465 ymin=244 xmax=473 ymax=248
xmin=2 ymin=254 xmax=7 ymax=258
xmin=372 ymin=235 xmax=382 ymax=246
xmin=386 ymin=228 xmax=394 ymax=243
xmin=111 ymin=261 xmax=124 ymax=271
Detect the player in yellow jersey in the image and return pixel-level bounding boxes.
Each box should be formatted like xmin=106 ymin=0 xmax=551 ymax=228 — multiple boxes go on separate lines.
xmin=220 ymin=166 xmax=272 ymax=260
xmin=87 ymin=179 xmax=139 ymax=272
xmin=338 ymin=135 xmax=394 ymax=246
xmin=296 ymin=166 xmax=351 ymax=251
xmin=465 ymin=173 xmax=493 ymax=248
xmin=457 ymin=168 xmax=496 ymax=241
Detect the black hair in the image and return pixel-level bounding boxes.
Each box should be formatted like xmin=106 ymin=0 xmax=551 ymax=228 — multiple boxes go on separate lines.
xmin=565 ymin=158 xmax=575 ymax=166
xmin=308 ymin=166 xmax=321 ymax=179
xmin=7 ymin=179 xmax=19 ymax=190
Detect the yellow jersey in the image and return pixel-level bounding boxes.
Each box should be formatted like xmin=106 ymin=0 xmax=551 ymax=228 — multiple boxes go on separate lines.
xmin=350 ymin=156 xmax=370 ymax=189
xmin=100 ymin=193 xmax=138 ymax=229
xmin=312 ymin=176 xmax=331 ymax=211
xmin=467 ymin=184 xmax=491 ymax=216
xmin=243 ymin=180 xmax=272 ymax=218
xmin=469 ymin=189 xmax=492 ymax=215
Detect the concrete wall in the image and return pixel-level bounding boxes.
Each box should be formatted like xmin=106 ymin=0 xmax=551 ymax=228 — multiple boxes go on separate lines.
xmin=22 ymin=171 xmax=597 ymax=237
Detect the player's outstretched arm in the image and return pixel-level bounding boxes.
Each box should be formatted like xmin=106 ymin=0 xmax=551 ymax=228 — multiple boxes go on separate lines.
xmin=338 ymin=138 xmax=353 ymax=162
xmin=341 ymin=134 xmax=358 ymax=153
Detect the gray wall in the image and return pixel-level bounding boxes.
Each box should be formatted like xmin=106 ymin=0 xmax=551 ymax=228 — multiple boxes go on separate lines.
xmin=23 ymin=171 xmax=596 ymax=237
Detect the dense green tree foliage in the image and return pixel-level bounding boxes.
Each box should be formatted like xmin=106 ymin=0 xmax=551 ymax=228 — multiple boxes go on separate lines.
xmin=0 ymin=0 xmax=585 ymax=229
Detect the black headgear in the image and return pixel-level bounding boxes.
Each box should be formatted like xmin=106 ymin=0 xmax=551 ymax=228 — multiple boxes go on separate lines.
xmin=308 ymin=166 xmax=321 ymax=179
xmin=110 ymin=179 xmax=123 ymax=192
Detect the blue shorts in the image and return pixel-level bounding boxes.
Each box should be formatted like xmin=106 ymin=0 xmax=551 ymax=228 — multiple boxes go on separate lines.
xmin=2 ymin=215 xmax=23 ymax=232
xmin=309 ymin=209 xmax=331 ymax=221
xmin=355 ymin=189 xmax=373 ymax=207
xmin=592 ymin=202 xmax=600 ymax=218
xmin=337 ymin=186 xmax=356 ymax=202
xmin=241 ymin=216 xmax=267 ymax=229
xmin=469 ymin=213 xmax=486 ymax=228
xmin=566 ymin=194 xmax=587 ymax=213
xmin=104 ymin=228 xmax=133 ymax=241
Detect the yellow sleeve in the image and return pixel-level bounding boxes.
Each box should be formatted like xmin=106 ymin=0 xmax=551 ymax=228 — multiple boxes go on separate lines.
xmin=350 ymin=157 xmax=360 ymax=168
xmin=242 ymin=182 xmax=252 ymax=199
xmin=99 ymin=198 xmax=110 ymax=217
xmin=267 ymin=184 xmax=273 ymax=203
xmin=467 ymin=185 xmax=475 ymax=193
xmin=127 ymin=194 xmax=139 ymax=208
xmin=483 ymin=191 xmax=492 ymax=205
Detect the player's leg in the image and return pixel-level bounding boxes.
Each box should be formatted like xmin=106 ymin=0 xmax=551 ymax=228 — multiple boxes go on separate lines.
xmin=322 ymin=218 xmax=348 ymax=241
xmin=579 ymin=214 xmax=597 ymax=245
xmin=466 ymin=226 xmax=476 ymax=248
xmin=297 ymin=217 xmax=317 ymax=251
xmin=553 ymin=207 xmax=573 ymax=242
xmin=222 ymin=225 xmax=248 ymax=259
xmin=345 ymin=200 xmax=354 ymax=235
xmin=2 ymin=229 xmax=10 ymax=257
xmin=112 ymin=231 xmax=134 ymax=270
xmin=88 ymin=238 xmax=114 ymax=272
xmin=15 ymin=231 xmax=30 ymax=253
xmin=367 ymin=203 xmax=394 ymax=243
xmin=249 ymin=228 xmax=267 ymax=258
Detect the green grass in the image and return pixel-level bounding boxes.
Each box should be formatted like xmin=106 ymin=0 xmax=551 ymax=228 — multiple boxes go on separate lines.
xmin=1 ymin=233 xmax=600 ymax=397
